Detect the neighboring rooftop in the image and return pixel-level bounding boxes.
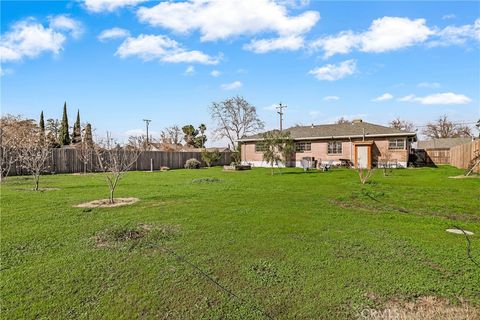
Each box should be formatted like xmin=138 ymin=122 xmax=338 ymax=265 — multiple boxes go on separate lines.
xmin=417 ymin=137 xmax=472 ymax=149
xmin=239 ymin=120 xmax=416 ymax=141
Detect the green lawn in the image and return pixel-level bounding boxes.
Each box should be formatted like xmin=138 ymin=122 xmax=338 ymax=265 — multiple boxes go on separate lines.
xmin=1 ymin=166 xmax=479 ymax=319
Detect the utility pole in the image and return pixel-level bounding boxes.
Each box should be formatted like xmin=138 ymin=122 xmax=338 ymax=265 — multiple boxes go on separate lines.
xmin=143 ymin=119 xmax=152 ymax=145
xmin=276 ymin=103 xmax=287 ymax=131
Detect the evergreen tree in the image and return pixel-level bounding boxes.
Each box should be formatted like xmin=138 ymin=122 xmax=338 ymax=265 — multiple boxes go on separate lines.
xmin=59 ymin=102 xmax=70 ymax=145
xmin=39 ymin=111 xmax=46 ymax=142
xmin=72 ymin=109 xmax=82 ymax=144
xmin=83 ymin=123 xmax=93 ymax=147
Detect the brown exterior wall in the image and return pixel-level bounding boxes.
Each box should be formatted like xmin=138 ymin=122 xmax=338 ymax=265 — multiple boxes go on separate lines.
xmin=241 ymin=137 xmax=410 ymax=167
xmin=450 ymin=140 xmax=480 ymax=173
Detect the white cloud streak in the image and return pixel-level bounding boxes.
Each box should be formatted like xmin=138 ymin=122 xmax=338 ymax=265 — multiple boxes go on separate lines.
xmin=308 ymin=59 xmax=356 ymax=81
xmin=398 ymin=92 xmax=472 ymax=105
xmin=115 ymin=34 xmax=220 ymax=64
xmin=98 ymin=27 xmax=130 ymax=41
xmin=372 ymin=93 xmax=393 ymax=102
xmin=84 ymin=0 xmax=147 ymax=13
xmin=221 ymin=81 xmax=242 ymax=90
xmin=323 ymin=95 xmax=340 ymax=101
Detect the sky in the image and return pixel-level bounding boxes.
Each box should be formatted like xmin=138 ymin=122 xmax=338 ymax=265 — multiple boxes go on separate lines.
xmin=1 ymin=0 xmax=479 ymax=144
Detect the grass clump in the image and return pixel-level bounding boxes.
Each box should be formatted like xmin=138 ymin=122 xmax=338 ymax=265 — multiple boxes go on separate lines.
xmin=191 ymin=177 xmax=223 ymax=184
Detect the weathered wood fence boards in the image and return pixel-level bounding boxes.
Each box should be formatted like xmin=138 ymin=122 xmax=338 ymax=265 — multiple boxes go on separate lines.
xmin=424 ymin=148 xmax=450 ymax=165
xmin=8 ymin=149 xmax=232 ymax=176
xmin=450 ymin=140 xmax=480 ymax=173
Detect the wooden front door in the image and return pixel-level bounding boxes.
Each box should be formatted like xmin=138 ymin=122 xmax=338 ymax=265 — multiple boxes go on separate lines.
xmin=354 ymin=142 xmax=373 ymax=169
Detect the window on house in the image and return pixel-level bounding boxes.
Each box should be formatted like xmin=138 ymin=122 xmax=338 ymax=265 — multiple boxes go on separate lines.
xmin=328 ymin=141 xmax=342 ymax=154
xmin=255 ymin=142 xmax=267 ymax=152
xmin=389 ymin=138 xmax=405 ymax=150
xmin=295 ymin=142 xmax=311 ymax=152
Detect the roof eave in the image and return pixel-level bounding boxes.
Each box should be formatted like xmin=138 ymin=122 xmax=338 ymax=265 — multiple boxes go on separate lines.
xmin=238 ymin=132 xmax=417 ymax=142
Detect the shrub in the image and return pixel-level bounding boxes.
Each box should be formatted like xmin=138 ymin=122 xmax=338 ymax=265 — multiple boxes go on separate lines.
xmin=201 ymin=149 xmax=221 ymax=167
xmin=184 ymin=158 xmax=201 ymax=169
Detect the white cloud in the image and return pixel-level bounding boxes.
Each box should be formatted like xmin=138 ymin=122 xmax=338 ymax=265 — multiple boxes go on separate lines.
xmin=398 ymin=94 xmax=416 ymax=102
xmin=442 ymin=14 xmax=456 ymax=20
xmin=398 ymin=92 xmax=472 ymax=105
xmin=48 ymin=14 xmax=83 ymax=38
xmin=417 ymin=82 xmax=441 ymax=88
xmin=1 ymin=18 xmax=68 ymax=62
xmin=184 ymin=65 xmax=195 ymax=75
xmin=244 ymin=35 xmax=304 ymax=53
xmin=210 ymin=69 xmax=221 ymax=77
xmin=311 ymin=16 xmax=434 ymax=58
xmin=372 ymin=93 xmax=393 ymax=102
xmin=323 ymin=95 xmax=339 ymax=101
xmin=84 ymin=0 xmax=147 ymax=13
xmin=308 ymin=59 xmax=356 ymax=81
xmin=115 ymin=34 xmax=220 ymax=64
xmin=428 ymin=18 xmax=480 ymax=47
xmin=98 ymin=27 xmax=130 ymax=41
xmin=137 ymin=0 xmax=320 ymax=42
xmin=221 ymin=81 xmax=242 ymax=90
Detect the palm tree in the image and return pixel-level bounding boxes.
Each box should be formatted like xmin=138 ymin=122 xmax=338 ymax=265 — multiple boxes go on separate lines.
xmin=198 ymin=123 xmax=207 ymax=148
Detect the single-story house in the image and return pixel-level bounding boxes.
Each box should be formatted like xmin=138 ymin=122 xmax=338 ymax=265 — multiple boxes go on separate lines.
xmin=415 ymin=137 xmax=472 ymax=165
xmin=238 ymin=119 xmax=417 ymax=168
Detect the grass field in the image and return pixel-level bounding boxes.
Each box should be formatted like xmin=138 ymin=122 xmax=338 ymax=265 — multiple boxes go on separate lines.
xmin=1 ymin=166 xmax=479 ymax=319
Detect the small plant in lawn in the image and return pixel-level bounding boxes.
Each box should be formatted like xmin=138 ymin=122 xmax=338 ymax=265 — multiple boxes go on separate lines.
xmin=184 ymin=158 xmax=201 ymax=169
xmin=358 ymin=168 xmax=375 ymax=185
xmin=94 ymin=135 xmax=142 ymax=204
xmin=192 ymin=177 xmax=223 ymax=183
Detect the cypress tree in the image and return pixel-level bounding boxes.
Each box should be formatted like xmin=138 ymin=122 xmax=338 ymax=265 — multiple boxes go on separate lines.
xmin=59 ymin=102 xmax=70 ymax=145
xmin=39 ymin=111 xmax=45 ymax=132
xmin=72 ymin=109 xmax=82 ymax=144
xmin=84 ymin=123 xmax=93 ymax=147
xmin=39 ymin=111 xmax=45 ymax=142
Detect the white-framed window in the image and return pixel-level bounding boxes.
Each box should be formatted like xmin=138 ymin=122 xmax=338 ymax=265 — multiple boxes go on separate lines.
xmin=328 ymin=141 xmax=342 ymax=154
xmin=389 ymin=138 xmax=405 ymax=150
xmin=295 ymin=142 xmax=311 ymax=153
xmin=255 ymin=142 xmax=267 ymax=152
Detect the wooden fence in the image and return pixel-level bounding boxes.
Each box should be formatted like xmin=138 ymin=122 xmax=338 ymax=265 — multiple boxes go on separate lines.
xmin=8 ymin=149 xmax=232 ymax=176
xmin=449 ymin=140 xmax=480 ymax=173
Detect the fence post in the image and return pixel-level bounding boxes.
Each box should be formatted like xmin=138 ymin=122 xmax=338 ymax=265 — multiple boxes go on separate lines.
xmin=150 ymin=158 xmax=153 ymax=172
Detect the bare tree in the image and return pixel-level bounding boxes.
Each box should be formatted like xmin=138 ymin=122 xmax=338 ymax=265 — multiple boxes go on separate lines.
xmin=357 ymin=168 xmax=375 ymax=184
xmin=210 ymin=96 xmax=265 ymax=156
xmin=390 ymin=117 xmax=415 ymax=132
xmin=422 ymin=115 xmax=472 ymax=139
xmin=94 ymin=136 xmax=142 ymax=204
xmin=0 ymin=115 xmax=37 ymax=182
xmin=161 ymin=125 xmax=182 ymax=145
xmin=335 ymin=117 xmax=351 ymax=124
xmin=17 ymin=127 xmax=51 ymax=191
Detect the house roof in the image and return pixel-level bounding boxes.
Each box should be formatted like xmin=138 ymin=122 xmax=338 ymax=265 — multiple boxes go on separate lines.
xmin=238 ymin=120 xmax=416 ymax=141
xmin=417 ymin=137 xmax=472 ymax=149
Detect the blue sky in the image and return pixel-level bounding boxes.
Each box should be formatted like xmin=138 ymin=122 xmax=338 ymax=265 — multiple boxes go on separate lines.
xmin=1 ymin=0 xmax=479 ymax=143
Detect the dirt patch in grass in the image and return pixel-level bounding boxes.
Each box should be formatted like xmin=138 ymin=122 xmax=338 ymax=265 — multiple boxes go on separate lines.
xmin=92 ymin=223 xmax=178 ymax=251
xmin=15 ymin=187 xmax=61 ymax=192
xmin=449 ymin=175 xmax=480 ymax=179
xmin=74 ymin=197 xmax=139 ymax=208
xmin=361 ymin=296 xmax=479 ymax=319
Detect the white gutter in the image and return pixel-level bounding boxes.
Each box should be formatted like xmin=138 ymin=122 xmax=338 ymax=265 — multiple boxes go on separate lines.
xmin=238 ymin=132 xmax=417 ymax=142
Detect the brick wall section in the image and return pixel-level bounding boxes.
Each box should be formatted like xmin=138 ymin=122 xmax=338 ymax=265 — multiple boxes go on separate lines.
xmin=241 ymin=137 xmax=410 ymax=166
